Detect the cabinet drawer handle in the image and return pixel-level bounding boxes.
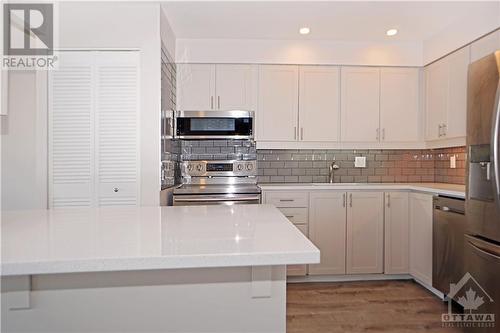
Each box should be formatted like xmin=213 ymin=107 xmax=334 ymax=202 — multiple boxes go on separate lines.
xmin=113 ymin=187 xmax=119 ymax=193
xmin=279 ymin=199 xmax=294 ymax=202
xmin=285 ymin=215 xmax=295 ymax=218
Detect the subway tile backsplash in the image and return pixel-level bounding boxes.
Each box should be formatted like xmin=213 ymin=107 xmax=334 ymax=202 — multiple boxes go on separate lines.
xmin=257 ymin=146 xmax=466 ymax=185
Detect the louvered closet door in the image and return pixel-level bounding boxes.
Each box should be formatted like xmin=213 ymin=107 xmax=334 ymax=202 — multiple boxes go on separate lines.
xmin=95 ymin=52 xmax=140 ymax=206
xmin=49 ymin=51 xmax=140 ymax=208
xmin=49 ymin=52 xmax=94 ymax=208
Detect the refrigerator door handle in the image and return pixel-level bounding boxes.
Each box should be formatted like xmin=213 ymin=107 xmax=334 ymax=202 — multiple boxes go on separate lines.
xmin=492 ymin=83 xmax=500 ymax=202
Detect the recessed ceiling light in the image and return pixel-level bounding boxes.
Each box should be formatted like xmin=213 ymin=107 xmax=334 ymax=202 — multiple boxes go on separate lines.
xmin=299 ymin=27 xmax=310 ymax=35
xmin=386 ymin=28 xmax=398 ymax=36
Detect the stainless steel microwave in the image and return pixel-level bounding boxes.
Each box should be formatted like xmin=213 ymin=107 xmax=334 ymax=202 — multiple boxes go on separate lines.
xmin=175 ymin=110 xmax=254 ymax=139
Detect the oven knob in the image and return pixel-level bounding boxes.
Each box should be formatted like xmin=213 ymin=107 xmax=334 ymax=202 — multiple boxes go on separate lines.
xmin=196 ymin=164 xmax=204 ymax=172
xmin=187 ymin=164 xmax=193 ymax=171
xmin=246 ymin=163 xmax=253 ymax=171
xmin=236 ymin=164 xmax=244 ymax=171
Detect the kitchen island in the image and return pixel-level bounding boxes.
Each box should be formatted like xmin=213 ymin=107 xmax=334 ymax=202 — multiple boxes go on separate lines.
xmin=1 ymin=204 xmax=319 ymax=333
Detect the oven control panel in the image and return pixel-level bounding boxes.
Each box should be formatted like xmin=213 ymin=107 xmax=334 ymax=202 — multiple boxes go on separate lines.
xmin=182 ymin=160 xmax=256 ymax=177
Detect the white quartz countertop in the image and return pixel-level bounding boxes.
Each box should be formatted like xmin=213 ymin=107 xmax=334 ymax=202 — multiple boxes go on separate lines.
xmin=1 ymin=205 xmax=320 ymax=276
xmin=259 ymin=183 xmax=465 ymax=198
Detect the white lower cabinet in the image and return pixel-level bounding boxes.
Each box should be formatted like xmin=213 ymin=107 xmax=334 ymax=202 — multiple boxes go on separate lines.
xmin=346 ymin=192 xmax=384 ymax=274
xmin=384 ymin=192 xmax=409 ymax=274
xmin=286 ymin=224 xmax=309 ymax=276
xmin=308 ymin=191 xmax=347 ymax=275
xmin=264 ymin=188 xmax=435 ymax=283
xmin=409 ymin=192 xmax=434 ymax=286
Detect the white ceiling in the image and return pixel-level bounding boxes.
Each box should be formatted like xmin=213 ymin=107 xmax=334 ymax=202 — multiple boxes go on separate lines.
xmin=162 ymin=1 xmax=498 ymax=42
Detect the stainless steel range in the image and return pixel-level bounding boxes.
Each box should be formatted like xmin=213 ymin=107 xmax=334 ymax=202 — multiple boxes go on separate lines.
xmin=173 ymin=159 xmax=261 ymax=206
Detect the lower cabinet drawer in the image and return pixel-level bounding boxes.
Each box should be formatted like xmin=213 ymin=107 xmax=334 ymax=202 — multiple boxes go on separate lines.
xmin=287 ymin=224 xmax=308 ymax=276
xmin=265 ymin=191 xmax=309 ymax=208
xmin=278 ymin=207 xmax=308 ymax=225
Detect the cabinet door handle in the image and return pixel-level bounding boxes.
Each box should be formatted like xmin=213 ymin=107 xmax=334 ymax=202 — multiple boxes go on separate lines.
xmin=217 ymin=96 xmax=220 ymax=109
xmin=294 ymin=127 xmax=297 ymax=140
xmin=387 ymin=193 xmax=391 ymax=208
xmin=342 ymin=193 xmax=346 ymax=207
xmin=349 ymin=193 xmax=353 ymax=207
xmin=300 ymin=128 xmax=304 ymax=140
xmin=376 ymin=128 xmax=380 ymax=141
xmin=210 ymin=96 xmax=214 ymax=109
xmin=442 ymin=123 xmax=447 ymax=136
xmin=382 ymin=128 xmax=385 ymax=141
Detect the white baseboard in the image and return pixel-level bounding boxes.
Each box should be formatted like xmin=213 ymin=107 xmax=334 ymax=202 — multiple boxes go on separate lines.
xmin=287 ymin=274 xmax=412 ymax=283
xmin=287 ymin=274 xmax=445 ymax=301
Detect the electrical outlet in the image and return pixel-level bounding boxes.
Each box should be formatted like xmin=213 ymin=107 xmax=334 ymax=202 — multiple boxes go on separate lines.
xmin=354 ymin=156 xmax=366 ymax=168
xmin=450 ymin=155 xmax=456 ymax=169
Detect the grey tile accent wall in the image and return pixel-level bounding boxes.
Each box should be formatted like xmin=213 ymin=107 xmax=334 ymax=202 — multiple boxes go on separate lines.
xmin=257 ymin=146 xmax=467 ymax=185
xmin=180 ymin=140 xmax=257 ymax=161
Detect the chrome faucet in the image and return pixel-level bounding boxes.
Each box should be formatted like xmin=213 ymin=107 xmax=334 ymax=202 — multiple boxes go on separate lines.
xmin=329 ymin=161 xmax=339 ymax=183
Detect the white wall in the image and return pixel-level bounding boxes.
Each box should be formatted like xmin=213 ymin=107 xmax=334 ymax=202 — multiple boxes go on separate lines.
xmin=423 ymin=2 xmax=500 ymax=64
xmin=176 ymin=39 xmax=423 ymax=66
xmin=1 ymin=72 xmax=47 ymax=210
xmin=1 ymin=2 xmax=164 ymax=209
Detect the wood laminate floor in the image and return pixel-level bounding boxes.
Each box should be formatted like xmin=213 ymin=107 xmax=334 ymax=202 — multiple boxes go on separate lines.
xmin=286 ymin=280 xmax=463 ymax=333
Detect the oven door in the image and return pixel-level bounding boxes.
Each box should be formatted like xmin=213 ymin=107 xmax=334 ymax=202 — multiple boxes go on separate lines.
xmin=175 ymin=111 xmax=254 ymax=139
xmin=173 ymin=193 xmax=261 ymax=206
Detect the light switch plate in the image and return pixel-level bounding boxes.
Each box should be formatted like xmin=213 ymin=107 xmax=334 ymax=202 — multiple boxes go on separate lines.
xmin=354 ymin=156 xmax=366 ymax=168
xmin=450 ymin=155 xmax=456 ymax=169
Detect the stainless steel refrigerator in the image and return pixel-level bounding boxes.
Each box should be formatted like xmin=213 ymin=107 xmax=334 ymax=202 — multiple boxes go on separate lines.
xmin=465 ymin=50 xmax=500 ymax=330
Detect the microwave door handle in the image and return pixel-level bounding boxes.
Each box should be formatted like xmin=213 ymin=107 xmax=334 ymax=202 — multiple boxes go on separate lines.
xmin=492 ymin=82 xmax=500 ymax=202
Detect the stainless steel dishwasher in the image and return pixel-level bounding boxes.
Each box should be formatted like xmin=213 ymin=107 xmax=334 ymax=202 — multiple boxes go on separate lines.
xmin=433 ymin=195 xmax=466 ymax=296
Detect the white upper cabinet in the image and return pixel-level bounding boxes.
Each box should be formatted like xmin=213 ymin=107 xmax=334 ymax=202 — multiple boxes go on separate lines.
xmin=176 ymin=64 xmax=255 ymax=111
xmin=177 ymin=64 xmax=215 ymax=110
xmin=341 ymin=67 xmax=380 ymax=142
xmin=470 ymin=30 xmax=500 ymax=62
xmin=215 ymin=64 xmax=255 ymax=111
xmin=298 ymin=66 xmax=340 ymax=142
xmin=424 ymin=46 xmax=470 ymax=141
xmin=447 ymin=46 xmax=470 ymax=139
xmin=257 ymin=65 xmax=299 ymax=141
xmin=346 ymin=192 xmax=384 ymax=274
xmin=380 ymin=68 xmax=420 ymax=142
xmin=425 ymin=58 xmax=449 ymax=141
